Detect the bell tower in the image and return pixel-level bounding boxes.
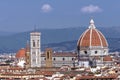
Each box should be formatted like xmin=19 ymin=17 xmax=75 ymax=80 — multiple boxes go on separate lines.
xmin=45 ymin=48 xmax=53 ymax=67
xmin=30 ymin=31 xmax=41 ymax=67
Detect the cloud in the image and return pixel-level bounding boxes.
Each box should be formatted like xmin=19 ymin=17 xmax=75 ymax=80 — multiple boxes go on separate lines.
xmin=81 ymin=5 xmax=102 ymax=13
xmin=41 ymin=4 xmax=52 ymax=13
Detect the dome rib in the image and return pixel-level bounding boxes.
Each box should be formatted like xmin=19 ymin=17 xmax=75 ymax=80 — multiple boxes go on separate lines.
xmin=90 ymin=28 xmax=92 ymax=47
xmin=95 ymin=29 xmax=103 ymax=47
xmin=98 ymin=31 xmax=108 ymax=47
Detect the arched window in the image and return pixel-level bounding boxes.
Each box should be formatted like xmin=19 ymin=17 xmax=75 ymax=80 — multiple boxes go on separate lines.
xmin=47 ymin=52 xmax=49 ymax=59
xmin=33 ymin=40 xmax=35 ymax=47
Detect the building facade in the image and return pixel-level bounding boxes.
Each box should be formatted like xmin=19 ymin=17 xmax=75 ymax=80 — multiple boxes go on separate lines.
xmin=77 ymin=19 xmax=109 ymax=67
xmin=30 ymin=31 xmax=41 ymax=67
xmin=41 ymin=49 xmax=77 ymax=67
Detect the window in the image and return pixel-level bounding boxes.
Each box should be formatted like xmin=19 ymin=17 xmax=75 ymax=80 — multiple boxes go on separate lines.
xmin=95 ymin=51 xmax=97 ymax=54
xmin=33 ymin=40 xmax=35 ymax=47
xmin=63 ymin=58 xmax=65 ymax=61
xmin=47 ymin=52 xmax=49 ymax=59
xmin=44 ymin=58 xmax=46 ymax=60
xmin=72 ymin=58 xmax=74 ymax=61
xmin=37 ymin=40 xmax=39 ymax=47
xmin=53 ymin=58 xmax=56 ymax=61
xmin=84 ymin=51 xmax=87 ymax=54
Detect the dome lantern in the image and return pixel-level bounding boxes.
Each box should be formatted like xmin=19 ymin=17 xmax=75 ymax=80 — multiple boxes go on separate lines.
xmin=89 ymin=19 xmax=96 ymax=29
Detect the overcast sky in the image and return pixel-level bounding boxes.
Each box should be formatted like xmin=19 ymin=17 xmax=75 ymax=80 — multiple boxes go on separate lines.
xmin=0 ymin=0 xmax=120 ymax=32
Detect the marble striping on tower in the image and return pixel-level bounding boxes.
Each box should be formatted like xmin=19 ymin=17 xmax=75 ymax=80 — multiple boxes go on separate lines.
xmin=30 ymin=31 xmax=41 ymax=67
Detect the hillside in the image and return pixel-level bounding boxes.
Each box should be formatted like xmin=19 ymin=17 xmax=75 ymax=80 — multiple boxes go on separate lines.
xmin=0 ymin=27 xmax=120 ymax=53
xmin=43 ymin=38 xmax=120 ymax=52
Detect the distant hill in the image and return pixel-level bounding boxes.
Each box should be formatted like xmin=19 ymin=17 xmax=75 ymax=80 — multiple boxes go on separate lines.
xmin=0 ymin=27 xmax=120 ymax=53
xmin=43 ymin=38 xmax=120 ymax=52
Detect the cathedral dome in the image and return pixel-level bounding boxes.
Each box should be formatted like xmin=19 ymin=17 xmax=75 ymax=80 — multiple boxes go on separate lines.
xmin=16 ymin=48 xmax=26 ymax=58
xmin=77 ymin=19 xmax=108 ymax=49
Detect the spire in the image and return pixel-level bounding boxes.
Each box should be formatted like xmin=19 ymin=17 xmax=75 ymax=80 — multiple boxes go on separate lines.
xmin=89 ymin=19 xmax=96 ymax=29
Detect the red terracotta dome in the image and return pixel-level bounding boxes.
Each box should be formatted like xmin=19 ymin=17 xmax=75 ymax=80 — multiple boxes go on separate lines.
xmin=77 ymin=19 xmax=108 ymax=48
xmin=16 ymin=48 xmax=26 ymax=58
